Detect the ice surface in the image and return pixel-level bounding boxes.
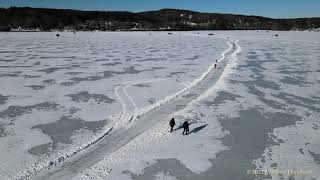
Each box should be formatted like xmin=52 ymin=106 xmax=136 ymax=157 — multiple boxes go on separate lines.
xmin=1 ymin=31 xmax=320 ymax=179
xmin=0 ymin=31 xmax=227 ymax=178
xmin=74 ymin=31 xmax=319 ymax=180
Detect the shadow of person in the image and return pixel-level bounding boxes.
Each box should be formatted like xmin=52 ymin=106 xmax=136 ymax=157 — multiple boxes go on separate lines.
xmin=189 ymin=124 xmax=208 ymax=134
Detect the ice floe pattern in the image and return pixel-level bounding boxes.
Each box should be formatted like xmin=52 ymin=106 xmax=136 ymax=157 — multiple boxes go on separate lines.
xmin=75 ymin=31 xmax=320 ymax=180
xmin=0 ymin=32 xmax=227 ymax=178
xmin=243 ymin=39 xmax=320 ymax=180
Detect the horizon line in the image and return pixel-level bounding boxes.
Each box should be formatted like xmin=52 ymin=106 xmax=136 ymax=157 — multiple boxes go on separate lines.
xmin=1 ymin=6 xmax=320 ymax=19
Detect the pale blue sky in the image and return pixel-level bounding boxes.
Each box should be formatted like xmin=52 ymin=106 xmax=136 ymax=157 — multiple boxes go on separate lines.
xmin=0 ymin=0 xmax=319 ymax=18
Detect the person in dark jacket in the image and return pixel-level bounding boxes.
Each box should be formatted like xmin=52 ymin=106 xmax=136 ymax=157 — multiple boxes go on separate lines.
xmin=169 ymin=118 xmax=176 ymax=133
xmin=182 ymin=121 xmax=189 ymax=135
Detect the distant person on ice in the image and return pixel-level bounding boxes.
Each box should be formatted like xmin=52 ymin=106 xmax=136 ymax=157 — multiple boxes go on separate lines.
xmin=169 ymin=118 xmax=175 ymax=133
xmin=182 ymin=120 xmax=189 ymax=135
xmin=214 ymin=63 xmax=217 ymax=69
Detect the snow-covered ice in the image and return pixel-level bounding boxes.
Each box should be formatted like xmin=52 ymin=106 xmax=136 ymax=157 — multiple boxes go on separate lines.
xmin=74 ymin=31 xmax=320 ymax=180
xmin=0 ymin=31 xmax=320 ymax=180
xmin=0 ymin=31 xmax=227 ymax=179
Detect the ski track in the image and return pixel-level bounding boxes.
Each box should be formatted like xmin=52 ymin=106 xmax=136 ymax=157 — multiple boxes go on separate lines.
xmin=176 ymin=80 xmax=192 ymax=88
xmin=115 ymin=78 xmax=190 ymax=125
xmin=114 ymin=78 xmax=167 ymax=124
xmin=114 ymin=85 xmax=127 ymax=120
xmin=124 ymin=83 xmax=138 ymax=115
xmin=122 ymin=78 xmax=166 ymax=120
xmin=20 ymin=37 xmax=237 ymax=180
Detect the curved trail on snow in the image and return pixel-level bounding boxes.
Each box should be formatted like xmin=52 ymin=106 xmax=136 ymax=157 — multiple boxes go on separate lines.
xmin=114 ymin=86 xmax=127 ymax=120
xmin=29 ymin=39 xmax=239 ymax=180
xmin=114 ymin=78 xmax=176 ymax=122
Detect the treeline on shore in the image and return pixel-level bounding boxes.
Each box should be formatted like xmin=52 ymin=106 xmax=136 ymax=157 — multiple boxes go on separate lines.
xmin=0 ymin=7 xmax=320 ymax=31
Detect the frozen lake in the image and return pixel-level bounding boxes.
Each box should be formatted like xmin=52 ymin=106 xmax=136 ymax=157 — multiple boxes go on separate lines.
xmin=0 ymin=31 xmax=319 ymax=180
xmin=0 ymin=31 xmax=227 ymax=178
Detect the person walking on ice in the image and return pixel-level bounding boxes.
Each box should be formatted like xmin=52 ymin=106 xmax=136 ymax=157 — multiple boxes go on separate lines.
xmin=214 ymin=63 xmax=217 ymax=69
xmin=169 ymin=118 xmax=175 ymax=133
xmin=182 ymin=120 xmax=189 ymax=135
